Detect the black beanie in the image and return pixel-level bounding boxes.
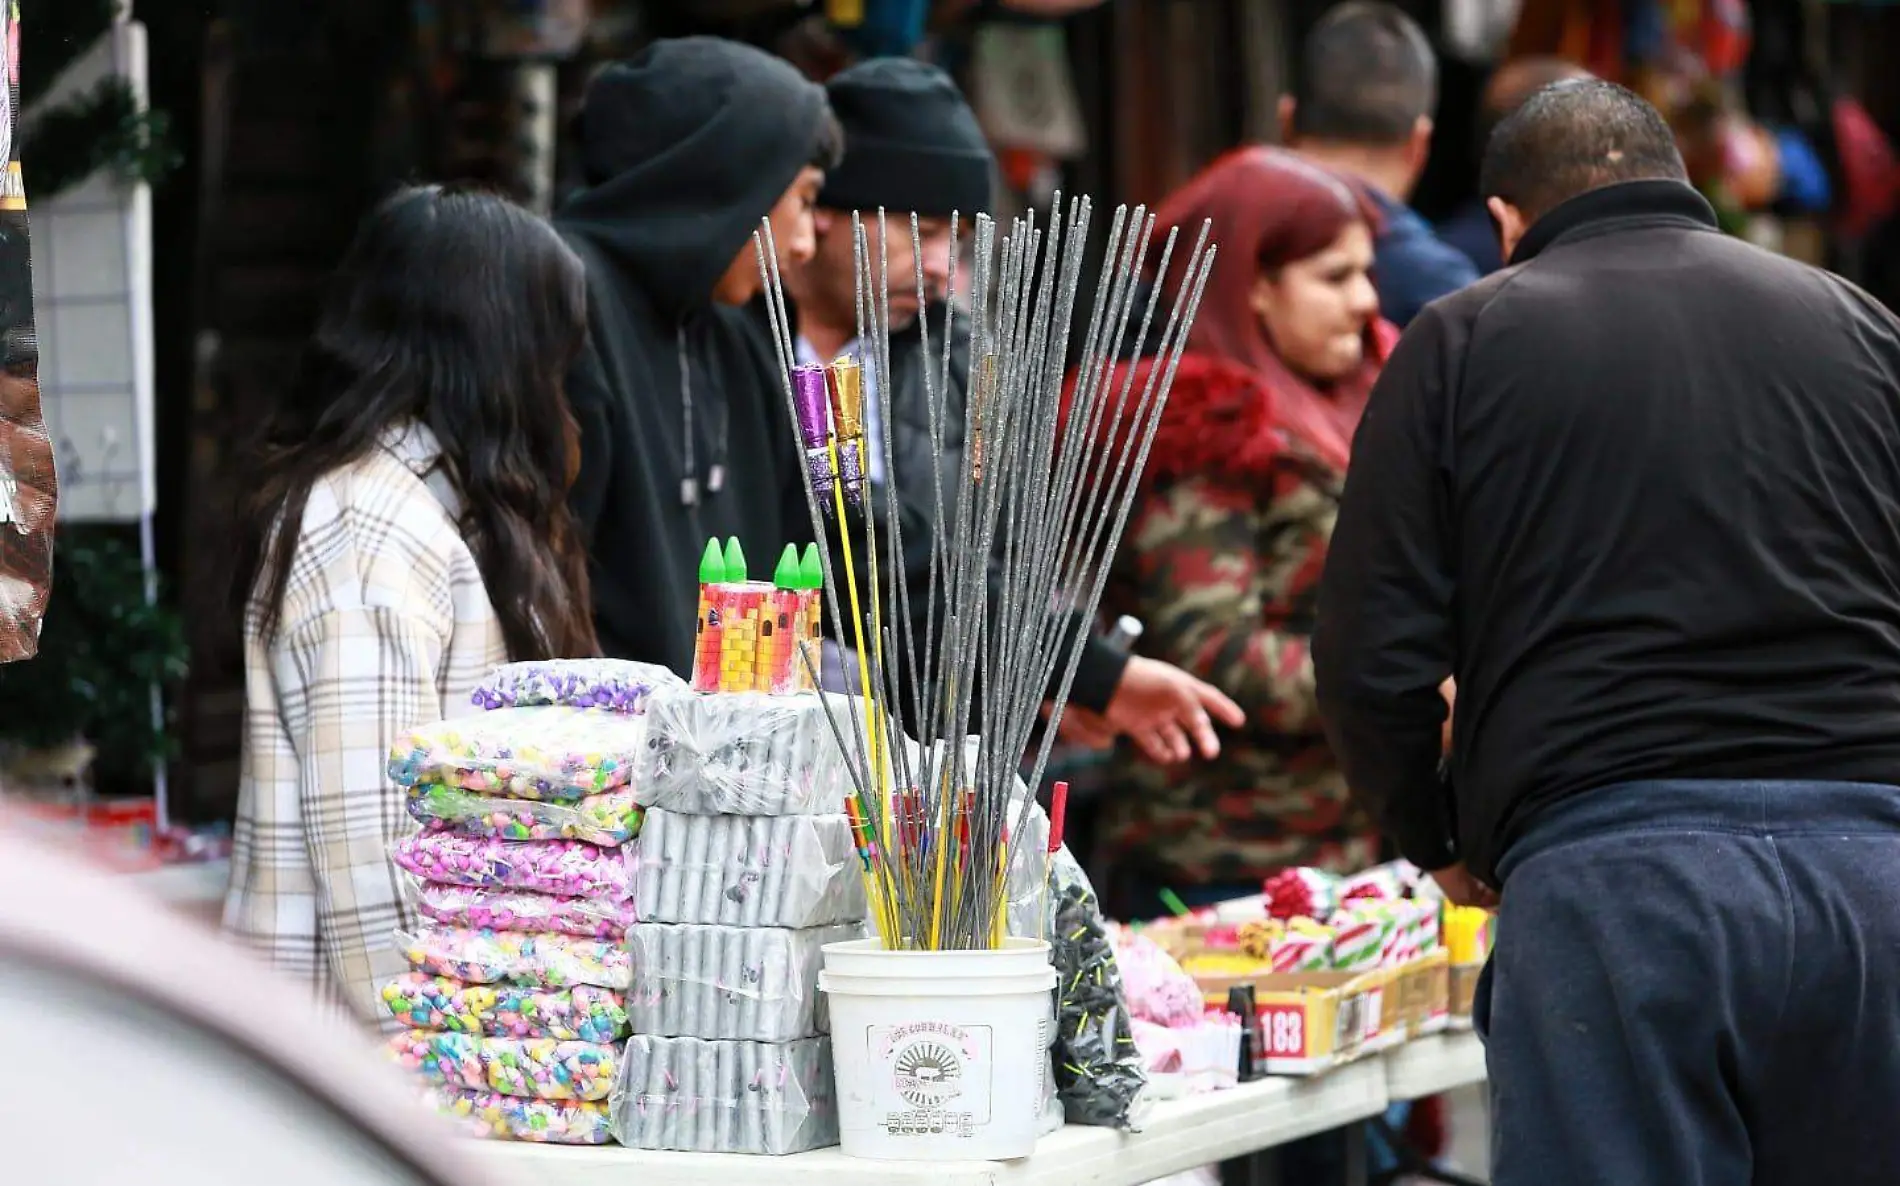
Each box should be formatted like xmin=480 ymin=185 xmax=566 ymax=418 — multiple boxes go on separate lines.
xmin=819 ymin=58 xmax=994 ymax=217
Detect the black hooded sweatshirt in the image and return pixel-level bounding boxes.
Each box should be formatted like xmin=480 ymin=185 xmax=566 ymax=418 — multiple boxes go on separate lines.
xmin=555 ymin=39 xmax=825 ymax=674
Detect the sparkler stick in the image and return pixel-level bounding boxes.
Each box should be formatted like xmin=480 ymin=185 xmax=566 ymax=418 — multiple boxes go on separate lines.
xmin=755 ymin=201 xmax=1216 ymax=951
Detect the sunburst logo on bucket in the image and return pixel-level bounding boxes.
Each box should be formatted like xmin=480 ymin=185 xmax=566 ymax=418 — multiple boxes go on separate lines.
xmin=893 ymin=1041 xmax=964 ymax=1109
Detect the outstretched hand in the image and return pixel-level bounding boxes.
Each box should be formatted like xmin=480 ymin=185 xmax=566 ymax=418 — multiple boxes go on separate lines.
xmin=1045 ymin=655 xmax=1245 ymax=765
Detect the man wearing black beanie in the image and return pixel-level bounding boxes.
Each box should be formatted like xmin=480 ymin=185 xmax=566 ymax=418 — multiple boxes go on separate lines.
xmin=784 ymin=58 xmax=1243 ymax=767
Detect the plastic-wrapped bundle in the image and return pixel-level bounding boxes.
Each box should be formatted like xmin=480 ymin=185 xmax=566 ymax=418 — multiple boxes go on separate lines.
xmin=397 ymin=924 xmax=633 ymax=990
xmin=409 ymin=783 xmax=644 ymax=847
xmin=393 ymin=833 xmax=634 ymax=901
xmin=999 ymin=780 xmax=1144 ymax=1131
xmin=627 ymin=922 xmax=860 ymax=1042
xmin=1113 ymin=927 xmax=1207 ymax=1028
xmin=429 ymin=1086 xmax=614 ymax=1145
xmin=388 ymin=707 xmax=645 ymax=801
xmin=380 ymin=973 xmax=630 ymax=1043
xmin=634 ymin=809 xmax=866 ymax=928
xmin=1047 ymin=862 xmax=1145 ymax=1130
xmin=387 ymin=1030 xmax=619 ymax=1101
xmin=636 ymin=690 xmax=851 ymax=816
xmin=609 ymin=1034 xmax=837 ymax=1155
xmin=473 ymin=658 xmax=683 ymax=714
xmin=414 ymin=883 xmax=637 ymax=941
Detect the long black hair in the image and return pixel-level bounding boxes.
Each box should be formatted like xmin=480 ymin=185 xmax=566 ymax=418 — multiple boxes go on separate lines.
xmin=236 ymin=185 xmax=599 ymax=661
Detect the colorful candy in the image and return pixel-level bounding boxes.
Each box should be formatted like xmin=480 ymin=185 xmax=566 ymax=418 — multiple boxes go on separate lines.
xmin=387 ymin=1030 xmax=619 ymax=1101
xmin=381 ymin=974 xmax=631 ymax=1043
xmin=387 ymin=706 xmax=644 ymax=801
xmin=415 ymin=883 xmax=637 ymax=941
xmin=393 ymin=833 xmax=634 ymax=901
xmin=472 ymin=658 xmax=682 ymax=714
xmin=410 ymin=783 xmax=644 ymax=847
xmin=396 ymin=925 xmax=633 ymax=989
xmin=429 ymin=1086 xmax=613 ymax=1145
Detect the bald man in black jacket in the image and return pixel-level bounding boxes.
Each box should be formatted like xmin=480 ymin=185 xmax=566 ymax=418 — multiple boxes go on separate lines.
xmin=1317 ymin=80 xmax=1900 ymax=1186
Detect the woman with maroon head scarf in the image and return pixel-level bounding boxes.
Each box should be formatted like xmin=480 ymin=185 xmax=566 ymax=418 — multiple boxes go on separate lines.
xmin=1087 ymin=146 xmax=1399 ymax=916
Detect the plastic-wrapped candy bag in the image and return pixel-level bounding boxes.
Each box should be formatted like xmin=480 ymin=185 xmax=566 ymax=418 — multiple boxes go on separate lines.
xmin=388 ymin=707 xmax=645 ymax=801
xmin=428 ymin=1085 xmax=614 ymax=1145
xmin=413 ymin=883 xmax=637 ymax=941
xmin=408 ymin=783 xmax=644 ymax=847
xmin=396 ymin=924 xmax=633 ymax=990
xmin=473 ymin=658 xmax=683 ymax=714
xmin=386 ymin=1030 xmax=619 ymax=1101
xmin=393 ymin=833 xmax=635 ymax=901
xmin=379 ymin=974 xmax=630 ymax=1043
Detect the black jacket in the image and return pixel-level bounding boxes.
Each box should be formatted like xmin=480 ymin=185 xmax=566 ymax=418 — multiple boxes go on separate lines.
xmin=1316 ymin=180 xmax=1900 ymax=886
xmin=555 ymin=44 xmax=823 ymax=674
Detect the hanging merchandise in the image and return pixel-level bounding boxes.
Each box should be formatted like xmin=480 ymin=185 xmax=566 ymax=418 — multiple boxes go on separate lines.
xmin=475 ymin=0 xmax=592 ymax=59
xmin=1442 ymin=0 xmax=1523 ymax=63
xmin=831 ymin=0 xmax=929 ymax=58
xmin=967 ymin=20 xmax=1086 ymax=161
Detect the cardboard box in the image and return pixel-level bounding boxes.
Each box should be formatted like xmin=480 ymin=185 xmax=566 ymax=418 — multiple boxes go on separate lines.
xmin=1391 ymin=949 xmax=1451 ymax=1039
xmin=1193 ymin=949 xmax=1452 ymax=1075
xmin=1196 ymin=964 xmax=1396 ymax=1075
xmin=1449 ymin=961 xmax=1483 ymax=1031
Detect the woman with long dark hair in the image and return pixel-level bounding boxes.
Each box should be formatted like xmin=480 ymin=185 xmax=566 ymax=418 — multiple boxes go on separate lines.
xmin=222 ymin=186 xmax=598 ymax=1022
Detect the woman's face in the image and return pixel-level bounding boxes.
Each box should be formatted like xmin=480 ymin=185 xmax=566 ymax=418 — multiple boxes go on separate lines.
xmin=1250 ymin=221 xmax=1380 ymax=383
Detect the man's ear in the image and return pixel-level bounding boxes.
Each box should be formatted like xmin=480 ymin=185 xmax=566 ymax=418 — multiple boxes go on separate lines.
xmin=1407 ymin=115 xmax=1434 ymax=172
xmin=813 ymin=207 xmax=841 ymax=235
xmin=1277 ymin=95 xmax=1296 ymax=144
xmin=1486 ymin=196 xmax=1529 ymax=263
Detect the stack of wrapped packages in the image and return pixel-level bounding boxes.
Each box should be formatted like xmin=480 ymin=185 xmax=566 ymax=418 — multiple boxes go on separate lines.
xmin=610 ymin=683 xmax=866 ymax=1154
xmin=1169 ymin=861 xmax=1443 ymax=980
xmin=380 ymin=659 xmax=683 ymax=1145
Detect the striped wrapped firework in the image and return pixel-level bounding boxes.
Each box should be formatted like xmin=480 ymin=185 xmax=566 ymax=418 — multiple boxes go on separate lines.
xmin=1237 ymin=916 xmax=1335 ymax=973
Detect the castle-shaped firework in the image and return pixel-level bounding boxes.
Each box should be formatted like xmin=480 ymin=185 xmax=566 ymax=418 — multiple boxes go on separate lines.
xmin=691 ymin=537 xmax=824 ymax=695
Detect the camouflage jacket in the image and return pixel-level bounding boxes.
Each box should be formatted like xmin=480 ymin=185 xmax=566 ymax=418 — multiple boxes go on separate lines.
xmin=1098 ymin=352 xmax=1377 ymax=885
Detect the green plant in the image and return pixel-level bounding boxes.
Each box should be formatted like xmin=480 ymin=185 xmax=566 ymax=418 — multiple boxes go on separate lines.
xmin=18 ymin=0 xmax=181 ymax=202
xmin=0 ymin=528 xmax=188 ymax=784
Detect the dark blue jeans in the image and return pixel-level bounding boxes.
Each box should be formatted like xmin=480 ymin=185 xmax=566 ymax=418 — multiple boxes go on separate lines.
xmin=1479 ymin=779 xmax=1900 ymax=1186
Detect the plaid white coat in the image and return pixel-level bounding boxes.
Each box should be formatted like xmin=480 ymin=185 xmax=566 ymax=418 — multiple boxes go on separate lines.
xmin=222 ymin=424 xmax=506 ymax=1025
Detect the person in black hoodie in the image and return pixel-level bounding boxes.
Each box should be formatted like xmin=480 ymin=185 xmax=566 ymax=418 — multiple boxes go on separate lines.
xmin=556 ymin=37 xmax=843 ymax=672
xmin=782 ymin=58 xmax=1243 ymax=765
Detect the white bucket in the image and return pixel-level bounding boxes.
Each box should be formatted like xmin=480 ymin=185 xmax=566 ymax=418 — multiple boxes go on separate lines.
xmin=820 ymin=937 xmax=1057 ymax=1161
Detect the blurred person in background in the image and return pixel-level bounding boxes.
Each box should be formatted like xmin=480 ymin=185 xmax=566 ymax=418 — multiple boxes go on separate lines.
xmin=1079 ymin=147 xmax=1395 ymax=918
xmin=0 ymin=3 xmax=53 ymax=665
xmin=1437 ymin=57 xmax=1592 ymax=274
xmin=556 ymin=38 xmax=842 ymax=674
xmin=5 ymin=829 xmax=494 ymax=1186
xmin=1282 ymin=2 xmax=1478 ymax=327
xmin=1317 ymin=80 xmax=1900 ymax=1185
xmin=1080 ymin=143 xmax=1411 ymax=1186
xmin=784 ymin=57 xmax=1241 ymax=767
xmin=225 ymin=187 xmax=599 ymax=1024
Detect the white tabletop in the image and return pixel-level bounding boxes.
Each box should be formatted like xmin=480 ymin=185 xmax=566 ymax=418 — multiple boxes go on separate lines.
xmin=470 ymin=1059 xmax=1389 ymax=1186
xmin=1383 ymin=1031 xmax=1486 ymax=1102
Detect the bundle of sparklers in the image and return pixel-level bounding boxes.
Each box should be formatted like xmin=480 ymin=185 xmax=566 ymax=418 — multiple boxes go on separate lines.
xmin=752 ymin=198 xmax=1215 ymax=951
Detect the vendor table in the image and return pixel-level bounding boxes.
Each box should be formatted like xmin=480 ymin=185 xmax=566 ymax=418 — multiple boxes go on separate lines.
xmin=471 ymin=1059 xmax=1388 ymax=1186
xmin=1384 ymin=1032 xmax=1486 ymax=1102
